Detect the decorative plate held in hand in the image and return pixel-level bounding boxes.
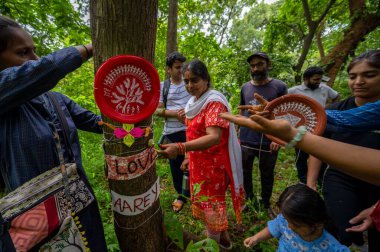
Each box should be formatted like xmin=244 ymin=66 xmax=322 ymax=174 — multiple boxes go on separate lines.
xmin=264 ymin=94 xmax=327 ymax=145
xmin=94 ymin=55 xmax=160 ymax=123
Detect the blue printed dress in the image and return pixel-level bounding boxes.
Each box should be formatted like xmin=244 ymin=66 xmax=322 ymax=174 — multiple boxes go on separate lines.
xmin=268 ymin=214 xmax=349 ymax=252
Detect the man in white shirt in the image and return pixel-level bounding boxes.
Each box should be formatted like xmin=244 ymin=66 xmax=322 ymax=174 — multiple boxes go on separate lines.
xmin=156 ymin=52 xmax=191 ymax=212
xmin=288 ymin=66 xmax=340 ymax=183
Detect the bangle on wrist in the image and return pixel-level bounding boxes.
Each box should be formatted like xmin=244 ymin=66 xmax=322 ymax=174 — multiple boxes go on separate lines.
xmin=82 ymin=45 xmax=91 ymax=60
xmin=176 ymin=142 xmax=186 ymax=155
xmin=285 ymin=126 xmax=307 ymax=149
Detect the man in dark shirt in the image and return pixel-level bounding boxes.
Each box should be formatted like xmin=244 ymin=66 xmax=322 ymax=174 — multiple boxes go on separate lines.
xmin=239 ymin=52 xmax=287 ymax=217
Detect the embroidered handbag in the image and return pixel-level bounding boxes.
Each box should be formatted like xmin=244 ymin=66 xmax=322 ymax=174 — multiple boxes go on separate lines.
xmin=39 ymin=213 xmax=87 ymax=252
xmin=0 ymin=133 xmax=94 ymax=251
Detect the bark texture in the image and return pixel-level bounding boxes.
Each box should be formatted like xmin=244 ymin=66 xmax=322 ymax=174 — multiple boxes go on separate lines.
xmin=323 ymin=1 xmax=380 ymax=85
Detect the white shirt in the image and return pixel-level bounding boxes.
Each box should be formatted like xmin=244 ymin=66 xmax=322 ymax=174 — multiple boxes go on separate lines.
xmin=159 ymin=80 xmax=191 ymax=135
xmin=288 ymin=83 xmax=338 ymax=107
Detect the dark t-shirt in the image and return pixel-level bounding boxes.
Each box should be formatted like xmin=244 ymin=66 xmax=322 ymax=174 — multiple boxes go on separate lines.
xmin=239 ymin=79 xmax=288 ymax=145
xmin=325 ymin=97 xmax=380 ymax=179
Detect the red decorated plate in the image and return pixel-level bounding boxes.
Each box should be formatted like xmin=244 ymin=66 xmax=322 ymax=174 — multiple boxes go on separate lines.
xmin=94 ymin=55 xmax=160 ymax=123
xmin=264 ymin=94 xmax=327 ymax=145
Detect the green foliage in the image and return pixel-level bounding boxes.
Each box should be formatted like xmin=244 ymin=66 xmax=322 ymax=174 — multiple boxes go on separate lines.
xmin=186 ymin=238 xmax=219 ymax=252
xmin=0 ymin=0 xmax=90 ymax=55
xmin=165 ymin=212 xmax=185 ymax=250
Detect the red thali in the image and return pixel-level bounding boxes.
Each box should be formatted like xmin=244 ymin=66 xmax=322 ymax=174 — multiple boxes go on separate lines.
xmin=94 ymin=55 xmax=160 ymax=123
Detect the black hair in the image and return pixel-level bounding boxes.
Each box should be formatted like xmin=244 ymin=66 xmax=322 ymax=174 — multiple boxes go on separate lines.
xmin=347 ymin=50 xmax=380 ymax=73
xmin=0 ymin=16 xmax=22 ymax=53
xmin=277 ymin=184 xmax=328 ymax=228
xmin=182 ymin=59 xmax=211 ymax=88
xmin=303 ymin=66 xmax=324 ymax=79
xmin=166 ymin=51 xmax=186 ymax=68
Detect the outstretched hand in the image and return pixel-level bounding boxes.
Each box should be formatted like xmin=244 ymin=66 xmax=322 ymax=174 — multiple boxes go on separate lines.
xmin=219 ymin=113 xmax=296 ymax=143
xmin=238 ymin=93 xmax=269 ymax=115
xmin=346 ymin=206 xmax=375 ymax=232
xmin=243 ymin=236 xmax=259 ymax=248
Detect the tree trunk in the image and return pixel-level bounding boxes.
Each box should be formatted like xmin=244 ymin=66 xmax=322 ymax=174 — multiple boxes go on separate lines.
xmin=166 ymin=0 xmax=179 ymax=57
xmin=323 ymin=11 xmax=380 ymax=86
xmin=89 ymin=1 xmax=164 ymax=251
xmin=165 ymin=0 xmax=179 ymax=79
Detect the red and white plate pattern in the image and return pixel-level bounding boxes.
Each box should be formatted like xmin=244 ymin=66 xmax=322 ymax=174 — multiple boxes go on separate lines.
xmin=264 ymin=94 xmax=327 ymax=145
xmin=94 ymin=55 xmax=160 ymax=123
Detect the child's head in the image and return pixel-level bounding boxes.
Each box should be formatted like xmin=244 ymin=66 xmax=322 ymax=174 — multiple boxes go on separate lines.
xmin=277 ymin=184 xmax=328 ymax=238
xmin=0 ymin=16 xmax=38 ymax=71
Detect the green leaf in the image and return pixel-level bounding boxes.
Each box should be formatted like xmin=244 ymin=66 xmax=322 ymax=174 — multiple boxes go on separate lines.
xmin=185 ymin=238 xmax=219 ymax=252
xmin=164 ymin=212 xmax=184 ymax=250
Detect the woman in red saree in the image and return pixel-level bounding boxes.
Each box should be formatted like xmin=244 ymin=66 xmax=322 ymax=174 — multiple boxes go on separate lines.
xmin=161 ymin=60 xmax=244 ymax=249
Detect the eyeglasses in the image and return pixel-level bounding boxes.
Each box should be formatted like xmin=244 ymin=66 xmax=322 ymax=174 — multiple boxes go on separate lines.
xmin=249 ymin=62 xmax=265 ymax=68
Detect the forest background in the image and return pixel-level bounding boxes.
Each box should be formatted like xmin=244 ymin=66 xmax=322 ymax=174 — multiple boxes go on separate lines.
xmin=1 ymin=0 xmax=379 ymax=251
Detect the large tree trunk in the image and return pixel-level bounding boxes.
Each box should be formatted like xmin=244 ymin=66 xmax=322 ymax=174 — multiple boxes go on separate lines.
xmin=323 ymin=8 xmax=380 ymax=86
xmin=90 ymin=1 xmax=164 ymax=251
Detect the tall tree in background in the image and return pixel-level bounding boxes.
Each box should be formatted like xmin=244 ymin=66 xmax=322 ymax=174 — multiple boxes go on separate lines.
xmin=322 ymin=0 xmax=380 ymax=84
xmin=166 ymin=0 xmax=179 ymax=57
xmin=264 ymin=0 xmax=380 ymax=85
xmin=90 ymin=1 xmax=164 ymax=251
xmin=165 ymin=0 xmax=179 ymax=79
xmin=263 ymin=0 xmax=337 ymax=83
xmin=292 ymin=0 xmax=336 ymax=82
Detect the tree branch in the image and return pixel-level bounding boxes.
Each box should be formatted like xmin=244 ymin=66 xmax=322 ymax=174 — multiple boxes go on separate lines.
xmin=349 ymin=0 xmax=365 ymax=16
xmin=301 ymin=0 xmax=314 ymax=27
xmin=316 ymin=0 xmax=337 ymax=25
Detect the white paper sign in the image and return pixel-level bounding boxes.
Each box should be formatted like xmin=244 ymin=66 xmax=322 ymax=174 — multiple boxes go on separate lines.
xmin=111 ymin=177 xmax=160 ymax=216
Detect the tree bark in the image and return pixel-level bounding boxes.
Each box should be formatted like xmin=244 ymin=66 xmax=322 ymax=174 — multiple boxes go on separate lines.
xmin=165 ymin=0 xmax=179 ymax=79
xmin=323 ymin=3 xmax=380 ymax=86
xmin=316 ymin=22 xmax=325 ymax=59
xmin=89 ymin=1 xmax=164 ymax=251
xmin=166 ymin=0 xmax=178 ymax=57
